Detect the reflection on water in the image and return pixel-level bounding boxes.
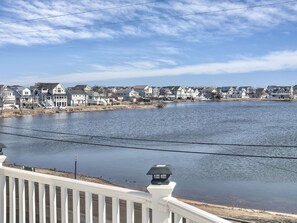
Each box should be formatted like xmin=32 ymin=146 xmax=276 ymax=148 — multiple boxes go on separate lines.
xmin=1 ymin=101 xmax=297 ymax=213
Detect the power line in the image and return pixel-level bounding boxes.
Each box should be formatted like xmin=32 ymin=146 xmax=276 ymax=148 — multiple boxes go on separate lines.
xmin=2 ymin=0 xmax=297 ymax=36
xmin=221 ymin=146 xmax=297 ymax=175
xmin=1 ymin=124 xmax=296 ymax=148
xmin=0 ymin=0 xmax=162 ymax=25
xmin=1 ymin=130 xmax=297 ymax=160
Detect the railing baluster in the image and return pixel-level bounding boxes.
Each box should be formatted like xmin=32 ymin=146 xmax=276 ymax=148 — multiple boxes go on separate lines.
xmin=0 ymin=175 xmax=6 ymax=223
xmin=98 ymin=195 xmax=106 ymax=223
xmin=61 ymin=187 xmax=68 ymax=223
xmin=141 ymin=205 xmax=149 ymax=223
xmin=28 ymin=181 xmax=36 ymax=223
xmin=73 ymin=190 xmax=80 ymax=223
xmin=126 ymin=200 xmax=134 ymax=223
xmin=112 ymin=197 xmax=120 ymax=223
xmin=9 ymin=177 xmax=16 ymax=223
xmin=50 ymin=185 xmax=57 ymax=223
xmin=85 ymin=192 xmax=93 ymax=223
xmin=174 ymin=213 xmax=183 ymax=223
xmin=18 ymin=179 xmax=25 ymax=223
xmin=39 ymin=183 xmax=46 ymax=223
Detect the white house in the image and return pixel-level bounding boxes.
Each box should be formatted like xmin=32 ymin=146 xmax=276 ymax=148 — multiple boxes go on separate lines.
xmin=66 ymin=89 xmax=87 ymax=106
xmin=255 ymin=88 xmax=269 ymax=99
xmin=152 ymin=87 xmax=160 ymax=98
xmin=159 ymin=87 xmax=175 ymax=100
xmin=0 ymin=85 xmax=16 ymax=109
xmin=117 ymin=89 xmax=139 ymax=100
xmin=34 ymin=83 xmax=67 ymax=108
xmin=133 ymin=85 xmax=153 ymax=97
xmin=170 ymin=86 xmax=187 ymax=99
xmin=9 ymin=85 xmax=33 ymax=108
xmin=220 ymin=86 xmax=237 ymax=98
xmin=86 ymin=90 xmax=101 ymax=105
xmin=185 ymin=87 xmax=199 ymax=99
xmin=268 ymin=86 xmax=293 ymax=99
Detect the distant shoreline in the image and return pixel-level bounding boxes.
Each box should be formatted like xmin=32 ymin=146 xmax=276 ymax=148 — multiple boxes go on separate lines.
xmin=0 ymin=103 xmax=159 ymax=118
xmin=1 ymin=99 xmax=297 ymax=119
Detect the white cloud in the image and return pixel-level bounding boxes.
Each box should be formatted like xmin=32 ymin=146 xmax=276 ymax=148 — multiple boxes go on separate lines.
xmin=1 ymin=0 xmax=297 ymax=46
xmin=8 ymin=50 xmax=297 ymax=85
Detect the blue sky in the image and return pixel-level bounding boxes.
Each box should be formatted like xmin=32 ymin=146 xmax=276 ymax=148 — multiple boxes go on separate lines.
xmin=1 ymin=0 xmax=297 ymax=87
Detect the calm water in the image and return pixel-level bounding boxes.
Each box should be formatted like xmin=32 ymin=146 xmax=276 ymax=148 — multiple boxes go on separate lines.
xmin=1 ymin=101 xmax=297 ymax=213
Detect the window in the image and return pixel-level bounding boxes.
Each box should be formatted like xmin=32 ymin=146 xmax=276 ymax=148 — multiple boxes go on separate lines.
xmin=153 ymin=174 xmax=160 ymax=179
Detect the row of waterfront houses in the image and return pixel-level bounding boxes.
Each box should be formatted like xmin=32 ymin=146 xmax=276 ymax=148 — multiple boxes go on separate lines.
xmin=1 ymin=83 xmax=297 ymax=109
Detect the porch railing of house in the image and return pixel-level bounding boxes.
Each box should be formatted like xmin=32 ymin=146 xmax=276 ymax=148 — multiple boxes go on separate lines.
xmin=0 ymin=154 xmax=230 ymax=223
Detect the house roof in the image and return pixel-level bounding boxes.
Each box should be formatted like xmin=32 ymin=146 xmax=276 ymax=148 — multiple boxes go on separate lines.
xmin=0 ymin=85 xmax=13 ymax=92
xmin=9 ymin=85 xmax=29 ymax=93
xmin=73 ymin=85 xmax=91 ymax=90
xmin=117 ymin=89 xmax=133 ymax=94
xmin=238 ymin=86 xmax=252 ymax=91
xmin=171 ymin=86 xmax=182 ymax=91
xmin=221 ymin=86 xmax=232 ymax=92
xmin=66 ymin=89 xmax=86 ymax=95
xmin=134 ymin=85 xmax=148 ymax=89
xmin=86 ymin=91 xmax=99 ymax=96
xmin=36 ymin=83 xmax=60 ymax=90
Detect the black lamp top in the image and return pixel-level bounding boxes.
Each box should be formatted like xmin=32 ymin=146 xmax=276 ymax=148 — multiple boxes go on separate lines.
xmin=146 ymin=164 xmax=173 ymax=175
xmin=0 ymin=143 xmax=6 ymax=155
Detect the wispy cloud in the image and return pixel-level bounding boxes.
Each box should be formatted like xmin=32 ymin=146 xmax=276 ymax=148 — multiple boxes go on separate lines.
xmin=1 ymin=0 xmax=297 ymax=46
xmin=8 ymin=50 xmax=297 ymax=85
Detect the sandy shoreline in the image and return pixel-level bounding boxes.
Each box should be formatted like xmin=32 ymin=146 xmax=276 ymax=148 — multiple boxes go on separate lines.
xmin=5 ymin=164 xmax=297 ymax=223
xmin=0 ymin=103 xmax=158 ymax=118
xmin=2 ymin=98 xmax=297 ymax=119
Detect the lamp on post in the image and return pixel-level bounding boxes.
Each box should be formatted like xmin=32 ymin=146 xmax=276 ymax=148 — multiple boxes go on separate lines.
xmin=146 ymin=164 xmax=173 ymax=185
xmin=0 ymin=143 xmax=6 ymax=156
xmin=0 ymin=143 xmax=7 ymax=165
xmin=147 ymin=164 xmax=175 ymax=223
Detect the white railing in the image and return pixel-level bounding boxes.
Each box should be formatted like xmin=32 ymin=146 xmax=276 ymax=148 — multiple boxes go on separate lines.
xmin=0 ymin=154 xmax=230 ymax=223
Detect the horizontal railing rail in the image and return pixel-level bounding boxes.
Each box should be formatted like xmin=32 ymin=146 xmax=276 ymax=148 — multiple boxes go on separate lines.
xmin=164 ymin=197 xmax=230 ymax=223
xmin=0 ymin=166 xmax=150 ymax=204
xmin=0 ymin=154 xmax=231 ymax=223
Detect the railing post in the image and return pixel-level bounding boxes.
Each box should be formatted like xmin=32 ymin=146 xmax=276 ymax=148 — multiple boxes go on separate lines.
xmin=0 ymin=154 xmax=7 ymax=223
xmin=147 ymin=181 xmax=176 ymax=223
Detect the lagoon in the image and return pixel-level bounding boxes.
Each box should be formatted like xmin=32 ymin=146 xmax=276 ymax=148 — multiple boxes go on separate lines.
xmin=1 ymin=101 xmax=297 ymax=213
